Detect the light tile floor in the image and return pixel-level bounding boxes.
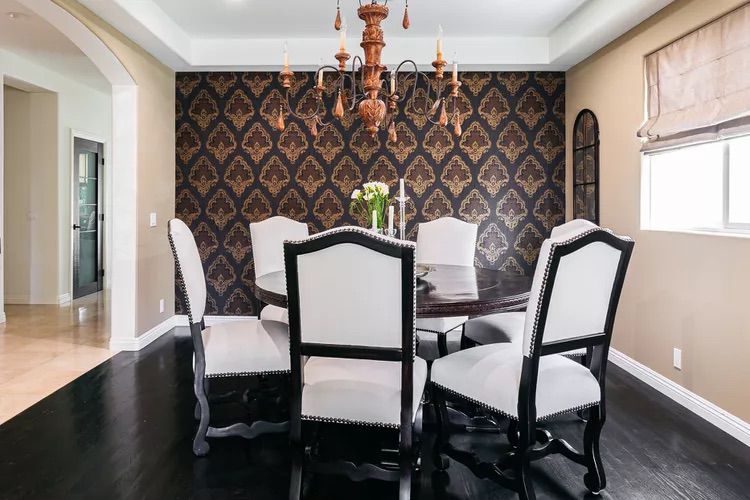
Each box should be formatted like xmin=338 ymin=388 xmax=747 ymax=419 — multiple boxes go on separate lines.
xmin=0 ymin=293 xmax=114 ymax=423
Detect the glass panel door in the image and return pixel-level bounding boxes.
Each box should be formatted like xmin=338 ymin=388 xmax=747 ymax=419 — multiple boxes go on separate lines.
xmin=73 ymin=137 xmax=103 ymax=299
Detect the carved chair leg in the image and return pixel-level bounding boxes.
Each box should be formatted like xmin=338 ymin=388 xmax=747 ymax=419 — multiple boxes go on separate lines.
xmin=436 ymin=332 xmax=449 ymax=358
xmin=516 ymin=420 xmax=537 ymax=500
xmin=432 ymin=387 xmax=450 ymax=471
xmin=399 ymin=427 xmax=413 ymax=500
xmin=507 ymin=418 xmax=519 ymax=447
xmin=289 ymin=442 xmax=304 ymax=500
xmin=459 ymin=324 xmax=470 ymax=350
xmin=193 ymin=370 xmax=211 ymax=456
xmin=583 ymin=404 xmax=606 ymax=494
xmin=194 ymin=379 xmax=210 ymax=420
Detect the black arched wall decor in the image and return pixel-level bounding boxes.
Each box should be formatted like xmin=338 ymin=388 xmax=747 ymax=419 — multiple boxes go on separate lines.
xmin=573 ymin=109 xmax=599 ymax=224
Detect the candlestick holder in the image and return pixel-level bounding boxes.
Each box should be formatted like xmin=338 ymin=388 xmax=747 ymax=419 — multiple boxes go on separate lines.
xmin=395 ymin=195 xmax=409 ymax=240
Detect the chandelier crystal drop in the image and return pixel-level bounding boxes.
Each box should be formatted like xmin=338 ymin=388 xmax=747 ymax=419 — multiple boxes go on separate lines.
xmin=277 ymin=0 xmax=464 ymax=140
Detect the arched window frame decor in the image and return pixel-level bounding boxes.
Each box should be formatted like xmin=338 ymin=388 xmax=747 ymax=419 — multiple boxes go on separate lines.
xmin=573 ymin=109 xmax=600 ymax=224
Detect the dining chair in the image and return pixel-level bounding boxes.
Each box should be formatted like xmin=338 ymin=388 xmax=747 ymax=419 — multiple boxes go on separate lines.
xmin=249 ymin=216 xmax=309 ymax=323
xmin=284 ymin=226 xmax=426 ymax=500
xmin=415 ymin=217 xmax=478 ymax=359
xmin=462 ymin=220 xmax=598 ymax=361
xmin=430 ymin=222 xmax=634 ymax=500
xmin=168 ymin=218 xmax=290 ymax=456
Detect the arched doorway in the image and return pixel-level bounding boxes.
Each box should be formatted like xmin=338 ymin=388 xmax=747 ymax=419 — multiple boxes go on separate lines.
xmin=13 ymin=0 xmax=138 ymax=348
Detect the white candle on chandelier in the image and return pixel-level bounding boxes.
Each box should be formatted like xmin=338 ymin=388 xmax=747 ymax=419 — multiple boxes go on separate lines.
xmin=452 ymin=61 xmax=458 ymax=82
xmin=388 ymin=205 xmax=395 ymax=235
xmin=390 ymin=70 xmax=396 ymax=95
xmin=399 ymin=178 xmax=405 ymax=199
xmin=318 ymin=59 xmax=324 ymax=87
xmin=436 ymin=24 xmax=444 ymax=58
xmin=339 ymin=20 xmax=347 ymax=51
xmin=283 ymin=41 xmax=289 ymax=70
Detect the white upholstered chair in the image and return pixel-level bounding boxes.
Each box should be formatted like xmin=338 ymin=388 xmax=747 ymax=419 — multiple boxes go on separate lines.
xmin=462 ymin=220 xmax=597 ymax=360
xmin=415 ymin=217 xmax=478 ymax=358
xmin=431 ymin=222 xmax=634 ymax=500
xmin=284 ymin=227 xmax=426 ymax=500
xmin=168 ymin=218 xmax=290 ymax=456
xmin=249 ymin=216 xmax=309 ymax=323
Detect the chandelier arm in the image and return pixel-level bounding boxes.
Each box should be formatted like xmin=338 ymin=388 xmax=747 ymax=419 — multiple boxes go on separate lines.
xmin=282 ymin=87 xmax=324 ymax=121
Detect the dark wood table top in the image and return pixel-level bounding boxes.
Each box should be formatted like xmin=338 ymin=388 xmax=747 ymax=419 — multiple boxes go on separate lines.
xmin=254 ymin=264 xmax=531 ymax=318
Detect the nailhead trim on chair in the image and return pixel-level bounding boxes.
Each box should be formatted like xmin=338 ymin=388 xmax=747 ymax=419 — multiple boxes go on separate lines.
xmin=285 ymin=226 xmax=419 ymax=360
xmin=168 ymin=229 xmax=196 ymax=325
xmin=528 ymin=228 xmax=633 ymax=357
xmin=206 ymin=368 xmax=291 ymax=379
xmin=301 ymin=414 xmax=401 ymax=429
xmin=432 ymin=381 xmax=599 ymax=422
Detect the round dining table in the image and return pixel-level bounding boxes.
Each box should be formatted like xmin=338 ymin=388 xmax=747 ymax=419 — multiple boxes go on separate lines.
xmin=254 ymin=264 xmax=532 ymax=318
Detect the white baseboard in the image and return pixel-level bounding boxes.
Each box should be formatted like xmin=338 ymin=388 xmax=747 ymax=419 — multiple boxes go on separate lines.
xmin=0 ymin=311 xmax=5 ymax=323
xmin=609 ymin=349 xmax=750 ymax=447
xmin=4 ymin=294 xmax=31 ymax=305
xmin=173 ymin=314 xmax=256 ymax=328
xmin=109 ymin=316 xmax=177 ymax=352
xmin=57 ymin=293 xmax=71 ymax=305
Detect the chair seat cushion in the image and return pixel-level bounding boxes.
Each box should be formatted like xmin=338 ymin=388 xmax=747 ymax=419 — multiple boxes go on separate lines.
xmin=431 ymin=343 xmax=600 ymax=420
xmin=301 ymin=356 xmax=428 ymax=428
xmin=416 ymin=316 xmax=468 ymax=334
xmin=195 ymin=319 xmax=290 ymax=378
xmin=463 ymin=311 xmax=525 ymax=345
xmin=260 ymin=304 xmax=288 ymax=324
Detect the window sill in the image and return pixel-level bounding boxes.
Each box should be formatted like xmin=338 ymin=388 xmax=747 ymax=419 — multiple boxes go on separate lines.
xmin=640 ymin=226 xmax=750 ymax=239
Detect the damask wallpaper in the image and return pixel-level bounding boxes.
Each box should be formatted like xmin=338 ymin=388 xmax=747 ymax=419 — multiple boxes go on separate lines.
xmin=175 ymin=71 xmax=565 ymax=316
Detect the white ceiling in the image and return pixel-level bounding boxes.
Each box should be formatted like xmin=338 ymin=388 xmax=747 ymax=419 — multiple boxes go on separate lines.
xmin=152 ymin=0 xmax=589 ymax=38
xmin=0 ymin=0 xmax=110 ymax=92
xmin=78 ymin=0 xmax=674 ymax=71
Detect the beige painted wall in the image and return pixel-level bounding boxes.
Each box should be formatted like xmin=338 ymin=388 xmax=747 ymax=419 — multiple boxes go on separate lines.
xmin=3 ymin=86 xmax=59 ymax=304
xmin=566 ymin=0 xmax=750 ymax=421
xmin=53 ymin=0 xmax=176 ymax=334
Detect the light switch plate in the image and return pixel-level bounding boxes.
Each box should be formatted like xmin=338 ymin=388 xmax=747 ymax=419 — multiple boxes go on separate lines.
xmin=159 ymin=299 xmax=165 ymax=314
xmin=149 ymin=212 xmax=157 ymax=227
xmin=673 ymin=348 xmax=682 ymax=370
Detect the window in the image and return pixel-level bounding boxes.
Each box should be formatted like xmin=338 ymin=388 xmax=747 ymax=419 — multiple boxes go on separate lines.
xmin=642 ymin=135 xmax=750 ymax=233
xmin=573 ymin=109 xmax=599 ymax=224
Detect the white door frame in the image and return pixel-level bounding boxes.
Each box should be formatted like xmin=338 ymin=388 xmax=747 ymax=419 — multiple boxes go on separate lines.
xmin=17 ymin=0 xmax=139 ymax=349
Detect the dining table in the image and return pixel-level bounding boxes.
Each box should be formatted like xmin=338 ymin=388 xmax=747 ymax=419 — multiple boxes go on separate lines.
xmin=253 ymin=263 xmax=532 ymax=319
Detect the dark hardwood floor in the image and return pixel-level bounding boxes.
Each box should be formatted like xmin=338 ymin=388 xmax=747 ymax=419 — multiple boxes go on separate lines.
xmin=1 ymin=328 xmax=748 ymax=499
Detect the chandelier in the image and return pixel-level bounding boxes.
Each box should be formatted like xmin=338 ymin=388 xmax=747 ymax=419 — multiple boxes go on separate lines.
xmin=276 ymin=0 xmax=465 ymax=141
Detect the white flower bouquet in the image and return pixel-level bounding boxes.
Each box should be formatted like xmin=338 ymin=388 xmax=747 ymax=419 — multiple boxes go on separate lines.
xmin=350 ymin=181 xmax=390 ymax=230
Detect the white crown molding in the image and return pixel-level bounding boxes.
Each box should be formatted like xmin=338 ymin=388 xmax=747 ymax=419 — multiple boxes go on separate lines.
xmin=77 ymin=0 xmax=675 ymax=72
xmin=609 ymin=349 xmax=750 ymax=447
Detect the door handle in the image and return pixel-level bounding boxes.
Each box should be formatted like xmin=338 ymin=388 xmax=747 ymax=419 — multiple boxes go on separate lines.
xmin=73 ymin=224 xmax=81 ymax=230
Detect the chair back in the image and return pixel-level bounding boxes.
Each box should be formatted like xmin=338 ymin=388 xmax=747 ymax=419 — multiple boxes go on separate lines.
xmin=284 ymin=227 xmax=416 ymax=354
xmin=522 ymin=221 xmax=634 ymax=358
xmin=416 ymin=217 xmax=477 ymax=266
xmin=250 ymin=216 xmax=309 ymax=278
xmin=168 ymin=218 xmax=206 ymax=324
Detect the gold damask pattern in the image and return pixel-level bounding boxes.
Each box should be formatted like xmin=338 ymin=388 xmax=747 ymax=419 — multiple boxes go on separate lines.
xmin=175 ymin=72 xmax=565 ymax=315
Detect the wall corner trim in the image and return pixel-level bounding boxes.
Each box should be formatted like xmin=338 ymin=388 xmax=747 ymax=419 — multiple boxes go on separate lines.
xmin=109 ymin=315 xmax=176 ymax=351
xmin=58 ymin=293 xmax=72 ymax=305
xmin=0 ymin=312 xmax=5 ymax=324
xmin=609 ymin=349 xmax=750 ymax=447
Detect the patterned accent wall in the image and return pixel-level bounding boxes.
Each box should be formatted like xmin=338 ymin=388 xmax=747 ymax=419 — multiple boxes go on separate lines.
xmin=175 ymin=71 xmax=565 ymax=315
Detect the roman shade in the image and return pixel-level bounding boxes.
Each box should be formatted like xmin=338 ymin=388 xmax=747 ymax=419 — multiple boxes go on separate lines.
xmin=638 ymin=3 xmax=750 ymax=152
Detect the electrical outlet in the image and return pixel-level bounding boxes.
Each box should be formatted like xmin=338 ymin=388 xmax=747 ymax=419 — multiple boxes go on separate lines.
xmin=673 ymin=348 xmax=682 ymax=370
xmin=149 ymin=212 xmax=157 ymax=228
xmin=159 ymin=299 xmax=165 ymax=314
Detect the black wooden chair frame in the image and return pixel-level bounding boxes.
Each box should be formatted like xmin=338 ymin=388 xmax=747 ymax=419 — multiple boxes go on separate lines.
xmin=284 ymin=229 xmax=419 ymax=500
xmin=169 ymin=229 xmax=289 ymax=457
xmin=432 ymin=230 xmax=634 ymax=500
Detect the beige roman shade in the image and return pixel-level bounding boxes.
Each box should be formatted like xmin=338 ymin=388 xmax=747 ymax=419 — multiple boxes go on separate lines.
xmin=638 ymin=2 xmax=750 ymax=152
